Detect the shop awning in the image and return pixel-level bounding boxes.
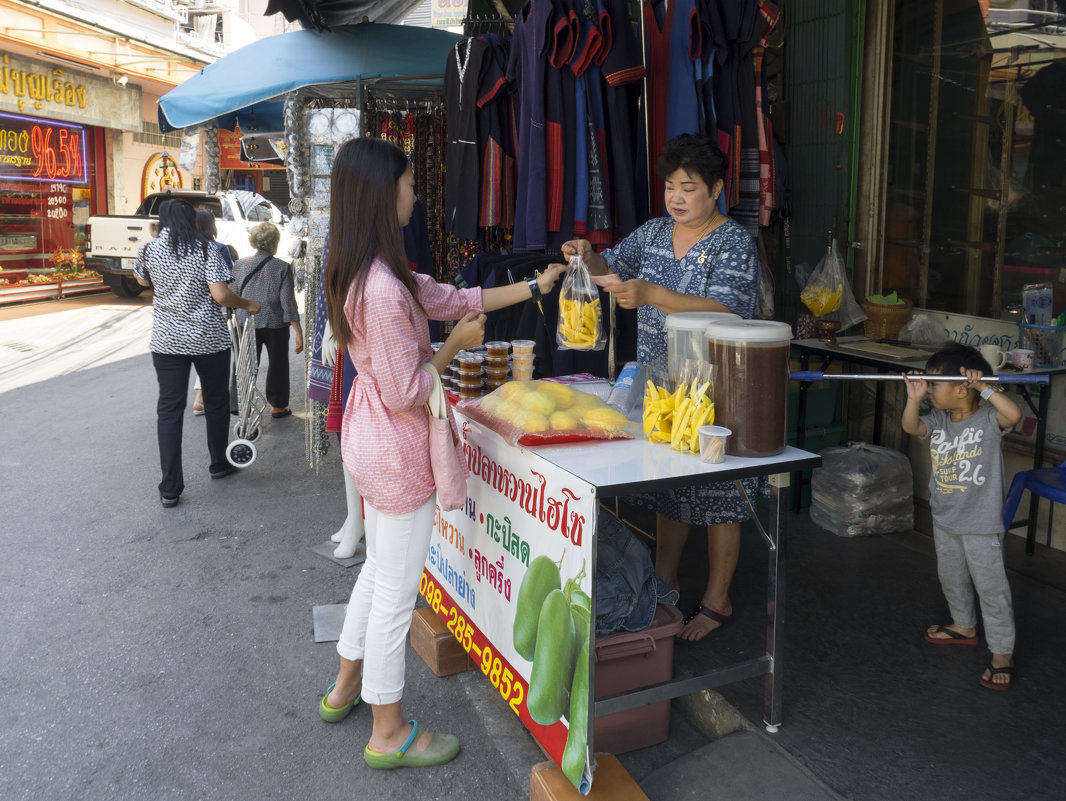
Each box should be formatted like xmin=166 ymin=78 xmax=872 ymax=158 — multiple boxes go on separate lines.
xmin=157 ymin=23 xmax=461 ymax=133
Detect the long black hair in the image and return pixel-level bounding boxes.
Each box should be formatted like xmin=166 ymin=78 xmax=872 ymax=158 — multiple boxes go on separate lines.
xmin=324 ymin=138 xmax=419 ymax=350
xmin=195 ymin=208 xmax=218 ymax=241
xmin=158 ymin=199 xmax=209 ymax=259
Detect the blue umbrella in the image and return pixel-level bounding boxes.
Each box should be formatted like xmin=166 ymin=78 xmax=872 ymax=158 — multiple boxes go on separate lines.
xmin=158 ymin=23 xmax=461 ymax=132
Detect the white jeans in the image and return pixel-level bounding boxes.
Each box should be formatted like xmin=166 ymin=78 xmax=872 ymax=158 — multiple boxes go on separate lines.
xmin=336 ymin=494 xmax=436 ymax=705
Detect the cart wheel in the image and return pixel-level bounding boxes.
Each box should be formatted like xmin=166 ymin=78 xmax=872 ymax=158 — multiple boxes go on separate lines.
xmin=234 ymin=422 xmax=262 ymax=442
xmin=226 ymin=439 xmax=257 ymax=468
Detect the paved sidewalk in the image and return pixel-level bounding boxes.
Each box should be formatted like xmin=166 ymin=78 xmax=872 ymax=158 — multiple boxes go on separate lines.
xmin=2 ymin=296 xmax=1062 ymax=801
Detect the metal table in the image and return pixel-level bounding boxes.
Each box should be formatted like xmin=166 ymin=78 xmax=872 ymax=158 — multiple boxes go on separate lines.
xmin=533 ymin=437 xmax=820 ymax=732
xmin=791 ymin=335 xmax=1066 ymax=553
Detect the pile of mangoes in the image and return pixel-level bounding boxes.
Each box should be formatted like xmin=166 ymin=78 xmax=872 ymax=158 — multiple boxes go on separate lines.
xmin=514 ymin=555 xmax=590 ymax=786
xmin=480 ymin=380 xmax=628 ymax=435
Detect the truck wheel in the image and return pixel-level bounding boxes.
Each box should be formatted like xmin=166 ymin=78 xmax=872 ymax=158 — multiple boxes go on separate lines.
xmin=105 ymin=274 xmax=144 ymax=297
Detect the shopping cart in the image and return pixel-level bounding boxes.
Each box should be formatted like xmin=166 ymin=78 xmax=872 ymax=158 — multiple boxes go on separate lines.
xmin=226 ymin=311 xmax=267 ymax=468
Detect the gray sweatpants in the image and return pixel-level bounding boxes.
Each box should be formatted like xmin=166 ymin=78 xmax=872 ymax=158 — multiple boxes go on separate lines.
xmin=933 ymin=526 xmax=1015 ymax=654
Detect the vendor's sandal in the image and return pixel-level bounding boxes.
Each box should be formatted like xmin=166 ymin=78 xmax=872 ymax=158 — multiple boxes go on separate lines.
xmin=923 ymin=625 xmax=978 ymax=646
xmin=271 ymin=409 xmax=292 ymax=419
xmin=192 ymin=405 xmax=205 ymax=416
xmin=679 ymin=604 xmax=734 ymax=641
xmin=980 ymin=663 xmax=1014 ymax=691
xmin=318 ymin=681 xmax=360 ymax=723
xmin=363 ymin=720 xmax=460 ymax=770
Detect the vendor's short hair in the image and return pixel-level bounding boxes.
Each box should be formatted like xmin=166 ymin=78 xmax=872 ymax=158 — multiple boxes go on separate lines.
xmin=657 ymin=134 xmax=727 ymax=187
xmin=249 ymin=222 xmax=280 ymax=254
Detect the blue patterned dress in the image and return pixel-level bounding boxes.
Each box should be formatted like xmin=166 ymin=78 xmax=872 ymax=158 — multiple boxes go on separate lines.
xmin=602 ymin=216 xmax=761 ymax=525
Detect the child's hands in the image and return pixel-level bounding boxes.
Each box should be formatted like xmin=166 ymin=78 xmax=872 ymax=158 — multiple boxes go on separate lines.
xmin=902 ymin=371 xmax=927 ymax=401
xmin=961 ymin=366 xmax=987 ymax=392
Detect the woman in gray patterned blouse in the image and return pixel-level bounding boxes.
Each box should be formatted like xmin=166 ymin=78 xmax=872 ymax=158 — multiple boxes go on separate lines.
xmin=562 ymin=134 xmax=761 ymax=642
xmin=229 ymin=222 xmax=303 ymax=419
xmin=134 ymin=199 xmax=260 ymax=508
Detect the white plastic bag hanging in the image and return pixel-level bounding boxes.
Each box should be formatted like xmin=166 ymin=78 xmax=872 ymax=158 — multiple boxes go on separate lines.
xmin=800 ymin=240 xmax=866 ymax=332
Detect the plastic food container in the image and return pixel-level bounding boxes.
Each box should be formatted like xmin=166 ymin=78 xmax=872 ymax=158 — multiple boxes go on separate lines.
xmin=485 ymin=341 xmax=510 ymax=359
xmin=511 ymin=339 xmax=535 ymax=356
xmin=698 ymin=425 xmax=731 ymax=463
xmin=665 ymin=311 xmax=739 ymax=383
xmin=705 ymin=319 xmax=792 ymax=457
xmin=457 ymin=352 xmax=484 ymax=373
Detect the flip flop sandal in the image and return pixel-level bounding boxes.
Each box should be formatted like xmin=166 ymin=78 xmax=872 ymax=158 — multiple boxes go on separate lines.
xmin=319 ymin=681 xmax=360 ymax=723
xmin=681 ymin=604 xmax=734 ymax=630
xmin=363 ymin=720 xmax=460 ymax=770
xmin=193 ymin=406 xmax=205 ymax=417
xmin=980 ymin=663 xmax=1014 ymax=691
xmin=271 ymin=409 xmax=293 ymax=419
xmin=923 ymin=625 xmax=978 ymax=646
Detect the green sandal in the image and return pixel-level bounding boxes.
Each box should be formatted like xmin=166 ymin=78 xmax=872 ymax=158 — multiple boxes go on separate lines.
xmin=319 ymin=681 xmax=360 ymax=723
xmin=363 ymin=720 xmax=460 ymax=770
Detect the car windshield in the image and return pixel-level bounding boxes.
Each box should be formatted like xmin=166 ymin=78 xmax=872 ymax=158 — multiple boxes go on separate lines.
xmin=140 ymin=195 xmax=223 ymax=219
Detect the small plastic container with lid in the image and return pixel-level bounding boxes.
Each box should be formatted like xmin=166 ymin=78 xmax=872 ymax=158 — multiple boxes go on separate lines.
xmin=511 ymin=339 xmax=535 ymax=357
xmin=485 ymin=341 xmax=510 ymax=360
xmin=665 ymin=311 xmax=740 ymax=384
xmin=457 ymin=352 xmax=484 ymax=376
xmin=704 ymin=319 xmax=793 ymax=457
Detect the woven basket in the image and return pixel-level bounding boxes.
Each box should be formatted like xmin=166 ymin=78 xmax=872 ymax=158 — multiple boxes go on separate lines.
xmin=862 ymin=299 xmax=913 ymax=340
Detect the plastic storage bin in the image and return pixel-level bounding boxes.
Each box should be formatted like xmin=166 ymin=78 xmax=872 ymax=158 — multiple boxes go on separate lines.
xmin=593 ymin=603 xmax=683 ymax=754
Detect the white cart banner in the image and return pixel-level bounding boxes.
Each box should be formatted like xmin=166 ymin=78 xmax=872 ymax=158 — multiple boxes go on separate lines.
xmin=420 ymin=410 xmax=596 ymax=792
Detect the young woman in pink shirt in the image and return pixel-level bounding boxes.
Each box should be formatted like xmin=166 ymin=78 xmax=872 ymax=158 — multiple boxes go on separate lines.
xmin=319 ymin=137 xmax=566 ymax=770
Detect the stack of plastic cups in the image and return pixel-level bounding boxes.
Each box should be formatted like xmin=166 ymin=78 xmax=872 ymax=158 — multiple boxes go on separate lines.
xmin=511 ymin=339 xmax=535 ymax=381
xmin=484 ymin=341 xmax=510 ymax=392
xmin=457 ymin=352 xmax=485 ymax=398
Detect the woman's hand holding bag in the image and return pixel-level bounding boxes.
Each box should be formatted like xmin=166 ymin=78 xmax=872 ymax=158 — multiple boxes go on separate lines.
xmin=422 ymin=364 xmax=468 ymax=511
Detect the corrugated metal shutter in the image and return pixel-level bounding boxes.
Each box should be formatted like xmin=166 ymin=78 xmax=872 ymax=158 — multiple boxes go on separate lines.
xmin=402 ymin=0 xmax=434 ymax=28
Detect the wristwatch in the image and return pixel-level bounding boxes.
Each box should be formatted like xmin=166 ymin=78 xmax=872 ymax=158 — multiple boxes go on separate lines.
xmin=526 ymin=275 xmax=542 ymax=302
xmin=980 ymin=386 xmax=998 ymax=401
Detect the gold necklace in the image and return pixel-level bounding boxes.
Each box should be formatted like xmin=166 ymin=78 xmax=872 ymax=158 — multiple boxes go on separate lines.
xmin=673 ymin=213 xmax=719 ymax=263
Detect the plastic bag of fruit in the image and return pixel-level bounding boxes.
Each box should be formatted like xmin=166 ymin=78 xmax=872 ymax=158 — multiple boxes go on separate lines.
xmin=557 ymin=256 xmax=606 ymax=351
xmin=459 ymin=379 xmax=633 ymax=446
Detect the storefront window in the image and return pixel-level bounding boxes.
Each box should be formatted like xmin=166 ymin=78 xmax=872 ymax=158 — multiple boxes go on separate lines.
xmin=0 ymin=111 xmax=100 ymax=274
xmin=883 ymin=0 xmax=1066 ymax=317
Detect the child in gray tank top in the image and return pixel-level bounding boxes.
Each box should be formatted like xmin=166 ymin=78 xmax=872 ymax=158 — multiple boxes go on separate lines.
xmin=901 ymin=343 xmax=1022 ymax=690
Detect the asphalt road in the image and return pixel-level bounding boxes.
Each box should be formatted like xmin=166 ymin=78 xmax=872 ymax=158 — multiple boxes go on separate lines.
xmin=0 ymin=294 xmax=545 ymax=801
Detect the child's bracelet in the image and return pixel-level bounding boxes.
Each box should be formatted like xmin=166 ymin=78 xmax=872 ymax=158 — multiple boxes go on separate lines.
xmin=980 ymin=386 xmax=997 ymax=401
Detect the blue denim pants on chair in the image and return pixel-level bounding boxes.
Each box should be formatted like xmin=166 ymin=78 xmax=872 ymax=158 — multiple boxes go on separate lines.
xmin=152 ymin=349 xmax=231 ymax=497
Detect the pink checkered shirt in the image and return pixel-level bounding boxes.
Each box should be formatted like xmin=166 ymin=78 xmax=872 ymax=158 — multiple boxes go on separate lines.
xmin=341 ymin=260 xmax=483 ymax=515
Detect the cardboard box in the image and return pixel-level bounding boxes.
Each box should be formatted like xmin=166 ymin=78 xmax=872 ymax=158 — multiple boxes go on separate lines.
xmin=410 ymin=606 xmax=476 ymax=677
xmin=593 ymin=603 xmax=683 ymax=754
xmin=530 ymin=754 xmax=649 ymax=801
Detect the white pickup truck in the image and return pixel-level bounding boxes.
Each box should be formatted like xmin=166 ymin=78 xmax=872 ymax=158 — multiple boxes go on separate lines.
xmin=86 ymin=190 xmax=289 ymax=297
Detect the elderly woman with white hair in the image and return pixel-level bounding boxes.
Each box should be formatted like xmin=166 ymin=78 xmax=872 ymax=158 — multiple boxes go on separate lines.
xmin=230 ymin=221 xmax=303 ymax=418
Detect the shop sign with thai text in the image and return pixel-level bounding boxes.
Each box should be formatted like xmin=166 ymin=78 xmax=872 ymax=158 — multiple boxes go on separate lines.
xmin=431 ymin=0 xmax=468 ymax=28
xmin=0 ymin=52 xmax=141 ymax=132
xmin=422 ymin=411 xmax=596 ymax=793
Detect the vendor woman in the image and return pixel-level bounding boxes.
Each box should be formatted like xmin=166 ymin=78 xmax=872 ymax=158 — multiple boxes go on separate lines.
xmin=562 ymin=133 xmax=760 ymax=641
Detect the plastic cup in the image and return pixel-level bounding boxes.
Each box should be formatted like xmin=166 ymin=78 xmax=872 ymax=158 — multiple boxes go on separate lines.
xmin=698 ymin=425 xmax=731 ymax=464
xmin=511 ymin=339 xmax=535 ymax=356
xmin=485 ymin=341 xmax=510 ymax=360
